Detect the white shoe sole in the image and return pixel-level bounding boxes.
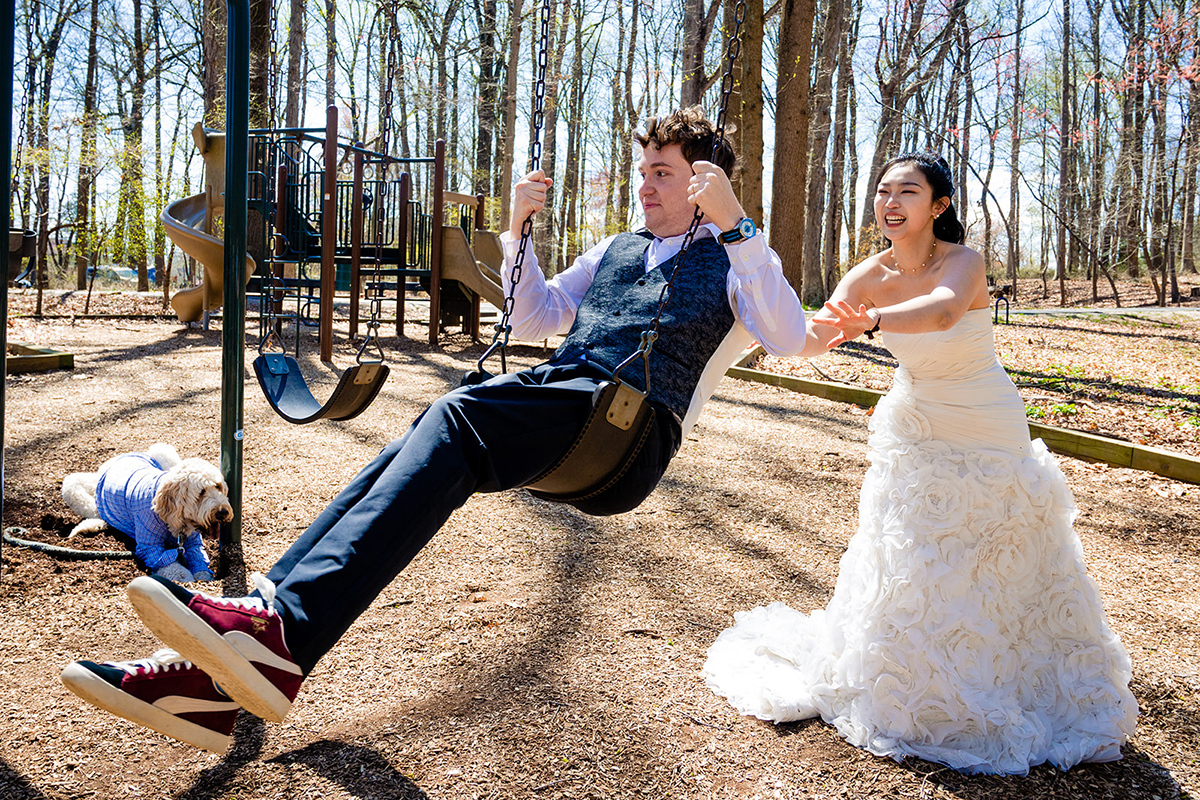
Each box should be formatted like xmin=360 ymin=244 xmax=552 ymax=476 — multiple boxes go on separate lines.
xmin=60 ymin=663 xmax=232 ymax=754
xmin=126 ymin=577 xmax=293 ymax=723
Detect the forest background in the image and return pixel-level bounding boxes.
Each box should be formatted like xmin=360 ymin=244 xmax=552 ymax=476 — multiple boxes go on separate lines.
xmin=11 ymin=0 xmax=1200 ymax=309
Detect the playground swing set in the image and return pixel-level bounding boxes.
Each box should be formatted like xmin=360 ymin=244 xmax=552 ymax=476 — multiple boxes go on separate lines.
xmin=0 ymin=0 xmax=747 ymax=565
xmin=167 ymin=115 xmax=506 ymax=423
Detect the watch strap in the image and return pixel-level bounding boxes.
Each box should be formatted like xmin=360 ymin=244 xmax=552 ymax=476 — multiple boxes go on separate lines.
xmin=718 ymin=217 xmax=756 ymax=244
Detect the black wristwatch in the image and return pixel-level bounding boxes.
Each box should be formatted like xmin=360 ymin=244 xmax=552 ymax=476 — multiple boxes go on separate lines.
xmin=718 ymin=217 xmax=757 ymax=244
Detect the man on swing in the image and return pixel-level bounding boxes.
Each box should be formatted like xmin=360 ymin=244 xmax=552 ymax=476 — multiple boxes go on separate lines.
xmin=60 ymin=106 xmax=808 ymax=754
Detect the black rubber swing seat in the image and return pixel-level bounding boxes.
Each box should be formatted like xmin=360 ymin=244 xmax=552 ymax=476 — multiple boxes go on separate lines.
xmin=525 ymin=380 xmax=656 ymax=502
xmin=253 ymin=353 xmax=389 ymax=424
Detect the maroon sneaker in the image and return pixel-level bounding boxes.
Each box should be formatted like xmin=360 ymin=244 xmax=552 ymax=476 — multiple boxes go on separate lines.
xmin=61 ymin=648 xmax=240 ymax=754
xmin=126 ymin=572 xmax=303 ymax=723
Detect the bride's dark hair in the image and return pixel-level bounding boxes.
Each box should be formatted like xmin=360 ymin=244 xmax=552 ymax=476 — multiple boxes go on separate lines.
xmin=876 ymin=152 xmax=966 ymax=244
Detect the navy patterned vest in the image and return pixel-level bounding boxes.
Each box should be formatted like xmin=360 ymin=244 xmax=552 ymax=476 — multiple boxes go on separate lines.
xmin=552 ymin=230 xmax=736 ymax=421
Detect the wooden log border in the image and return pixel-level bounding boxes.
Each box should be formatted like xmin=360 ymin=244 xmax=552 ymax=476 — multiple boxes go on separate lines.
xmin=5 ymin=341 xmax=74 ymax=374
xmin=726 ymin=357 xmax=1200 ymax=486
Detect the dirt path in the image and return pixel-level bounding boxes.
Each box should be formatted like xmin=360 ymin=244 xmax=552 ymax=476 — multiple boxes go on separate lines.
xmin=1 ymin=298 xmax=1197 ymax=799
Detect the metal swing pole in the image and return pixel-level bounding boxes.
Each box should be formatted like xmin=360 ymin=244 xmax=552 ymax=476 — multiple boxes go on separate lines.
xmin=220 ymin=0 xmax=251 ymax=547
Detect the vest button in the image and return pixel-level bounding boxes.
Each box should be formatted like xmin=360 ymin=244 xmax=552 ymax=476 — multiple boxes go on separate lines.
xmin=638 ymin=279 xmax=646 ymax=285
xmin=613 ymin=310 xmax=621 ymax=316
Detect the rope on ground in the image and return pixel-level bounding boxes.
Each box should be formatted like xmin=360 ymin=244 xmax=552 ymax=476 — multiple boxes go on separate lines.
xmin=3 ymin=527 xmax=135 ymax=560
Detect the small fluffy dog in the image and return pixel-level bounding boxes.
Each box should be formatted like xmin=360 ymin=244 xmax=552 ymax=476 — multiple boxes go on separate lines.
xmin=61 ymin=443 xmax=232 ymax=582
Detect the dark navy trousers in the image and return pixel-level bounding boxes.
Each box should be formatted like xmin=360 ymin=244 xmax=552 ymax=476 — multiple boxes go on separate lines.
xmin=264 ymin=361 xmax=682 ymax=673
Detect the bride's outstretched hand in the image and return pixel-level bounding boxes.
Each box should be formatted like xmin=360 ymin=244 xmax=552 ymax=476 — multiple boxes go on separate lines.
xmin=811 ymin=300 xmax=876 ymax=348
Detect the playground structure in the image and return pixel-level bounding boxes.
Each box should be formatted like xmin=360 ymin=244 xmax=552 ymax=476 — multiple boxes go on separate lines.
xmin=0 ymin=0 xmax=516 ymax=547
xmin=161 ymin=124 xmax=257 ymax=323
xmin=161 ymin=107 xmax=506 ymax=359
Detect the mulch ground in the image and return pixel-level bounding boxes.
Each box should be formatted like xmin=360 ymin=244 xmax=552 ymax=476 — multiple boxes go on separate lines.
xmin=1 ymin=280 xmax=1198 ymax=800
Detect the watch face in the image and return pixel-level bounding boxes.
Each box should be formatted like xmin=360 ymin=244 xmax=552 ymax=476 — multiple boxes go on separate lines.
xmin=738 ymin=218 xmax=756 ymax=238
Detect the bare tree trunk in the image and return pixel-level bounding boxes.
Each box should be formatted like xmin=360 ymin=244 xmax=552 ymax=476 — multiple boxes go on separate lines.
xmin=561 ymin=2 xmax=584 ymax=266
xmin=980 ymin=80 xmax=997 ymax=277
xmin=1126 ymin=0 xmax=1147 ymax=278
xmin=800 ymin=0 xmax=845 ymax=306
xmin=325 ymin=0 xmax=336 ymax=105
xmin=74 ymin=0 xmax=100 ymax=289
xmin=1183 ymin=22 xmax=1200 ymax=276
xmin=617 ymin=0 xmax=639 ymax=229
xmin=396 ymin=30 xmax=410 ymax=156
xmin=735 ymin=0 xmax=764 ymax=226
xmin=249 ymin=0 xmax=271 ymax=127
xmin=474 ymin=0 xmax=499 ymax=206
xmin=202 ymin=0 xmax=226 ymax=125
xmin=33 ymin=1 xmax=75 ymax=302
xmin=159 ymin=82 xmax=187 ymax=300
xmin=1056 ymin=0 xmax=1071 ymax=305
xmin=1040 ymin=128 xmax=1050 ymax=296
xmin=956 ymin=20 xmax=972 ymax=233
xmin=846 ymin=54 xmax=860 ymax=262
xmin=1112 ymin=1 xmax=1140 ymax=283
xmin=435 ymin=3 xmax=461 ymax=145
xmin=123 ymin=0 xmax=149 ymax=290
xmin=285 ymin=0 xmax=304 ymax=127
xmin=604 ymin=0 xmax=626 ymax=237
xmin=153 ymin=0 xmax=164 ymax=288
xmin=1006 ymin=0 xmax=1023 ymax=301
xmin=498 ymin=0 xmax=523 ymax=228
xmin=771 ymin=0 xmax=816 ymax=295
xmin=823 ymin=0 xmax=856 ymax=293
xmin=534 ymin=0 xmax=567 ymax=274
xmin=680 ymin=0 xmax=720 ymax=106
xmin=449 ymin=52 xmax=460 ymax=190
xmin=1146 ymin=79 xmax=1169 ymax=305
xmin=1088 ymin=0 xmax=1103 ymax=302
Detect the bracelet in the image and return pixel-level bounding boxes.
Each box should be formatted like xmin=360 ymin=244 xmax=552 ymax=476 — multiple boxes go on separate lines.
xmin=864 ymin=311 xmax=881 ymax=340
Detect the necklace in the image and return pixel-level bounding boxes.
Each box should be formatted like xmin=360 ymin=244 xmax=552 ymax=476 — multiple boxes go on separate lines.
xmin=891 ymin=240 xmax=937 ymax=275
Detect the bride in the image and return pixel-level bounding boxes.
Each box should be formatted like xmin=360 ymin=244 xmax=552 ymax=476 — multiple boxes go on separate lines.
xmin=703 ymin=152 xmax=1138 ymax=776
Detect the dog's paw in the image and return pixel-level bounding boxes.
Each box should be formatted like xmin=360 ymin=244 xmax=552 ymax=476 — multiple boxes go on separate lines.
xmin=68 ymin=519 xmax=109 ymax=538
xmin=192 ymin=569 xmax=216 ymax=582
xmin=152 ymin=562 xmax=195 ymax=583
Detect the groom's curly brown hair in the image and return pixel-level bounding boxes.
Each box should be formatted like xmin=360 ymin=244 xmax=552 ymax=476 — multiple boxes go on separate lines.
xmin=635 ymin=105 xmax=737 ymax=176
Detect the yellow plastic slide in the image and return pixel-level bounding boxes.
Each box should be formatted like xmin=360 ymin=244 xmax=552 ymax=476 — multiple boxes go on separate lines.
xmin=440 ymin=225 xmax=504 ymax=308
xmin=161 ymin=124 xmax=255 ymax=323
xmin=162 ymin=193 xmax=256 ymax=322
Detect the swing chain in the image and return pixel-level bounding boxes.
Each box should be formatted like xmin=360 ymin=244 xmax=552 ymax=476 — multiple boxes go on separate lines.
xmin=259 ymin=230 xmax=289 ymax=356
xmin=358 ymin=2 xmax=399 ymax=368
xmin=267 ymin=0 xmax=280 ymax=129
xmin=470 ymin=0 xmax=552 ymax=380
xmin=613 ymin=0 xmax=747 ymax=387
xmin=11 ymin=7 xmax=34 ymax=212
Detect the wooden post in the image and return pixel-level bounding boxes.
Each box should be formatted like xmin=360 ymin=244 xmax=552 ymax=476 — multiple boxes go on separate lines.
xmin=397 ymin=170 xmax=410 ymax=336
xmin=471 ymin=192 xmax=486 ymax=340
xmin=429 ymin=139 xmax=445 ymax=346
xmin=320 ymin=105 xmax=337 ymax=362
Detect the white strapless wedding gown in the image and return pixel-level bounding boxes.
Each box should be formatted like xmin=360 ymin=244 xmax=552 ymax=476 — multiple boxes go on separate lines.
xmin=704 ymin=309 xmax=1138 ymax=775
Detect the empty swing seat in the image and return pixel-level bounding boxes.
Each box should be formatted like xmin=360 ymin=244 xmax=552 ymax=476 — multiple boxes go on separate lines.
xmin=254 ymin=353 xmax=389 ymax=424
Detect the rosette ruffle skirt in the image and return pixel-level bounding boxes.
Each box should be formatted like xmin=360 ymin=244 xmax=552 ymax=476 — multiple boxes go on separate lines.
xmin=704 ymin=379 xmax=1138 ymax=775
